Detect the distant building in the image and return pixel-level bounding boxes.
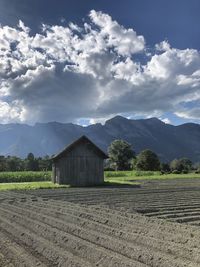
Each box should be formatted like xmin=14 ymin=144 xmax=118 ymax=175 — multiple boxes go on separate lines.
xmin=52 ymin=135 xmax=108 ymax=186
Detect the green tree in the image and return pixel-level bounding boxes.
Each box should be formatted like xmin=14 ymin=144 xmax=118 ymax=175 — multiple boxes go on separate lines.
xmin=179 ymin=158 xmax=192 ymax=171
xmin=170 ymin=159 xmax=182 ymax=172
xmin=131 ymin=157 xmax=138 ymax=170
xmin=0 ymin=156 xmax=7 ymax=171
xmin=170 ymin=158 xmax=192 ymax=173
xmin=27 ymin=153 xmax=34 ymax=161
xmin=108 ymin=140 xmax=135 ymax=170
xmin=160 ymin=162 xmax=170 ymax=173
xmin=6 ymin=156 xmax=23 ymax=171
xmin=136 ymin=149 xmax=160 ymax=171
xmin=26 ymin=153 xmax=39 ymax=171
xmin=0 ymin=153 xmax=52 ymax=172
xmin=38 ymin=155 xmax=52 ymax=171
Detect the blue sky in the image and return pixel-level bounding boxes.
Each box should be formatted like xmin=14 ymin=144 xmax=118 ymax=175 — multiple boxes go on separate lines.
xmin=0 ymin=0 xmax=200 ymax=125
xmin=1 ymin=0 xmax=200 ymax=49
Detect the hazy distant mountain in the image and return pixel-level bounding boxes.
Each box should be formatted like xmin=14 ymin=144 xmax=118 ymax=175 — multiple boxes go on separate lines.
xmin=0 ymin=116 xmax=200 ymax=162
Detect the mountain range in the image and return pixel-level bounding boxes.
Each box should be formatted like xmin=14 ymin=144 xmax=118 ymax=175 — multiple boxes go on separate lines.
xmin=0 ymin=116 xmax=200 ymax=162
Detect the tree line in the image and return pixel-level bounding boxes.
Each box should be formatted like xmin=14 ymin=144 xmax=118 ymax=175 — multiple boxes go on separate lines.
xmin=107 ymin=139 xmax=200 ymax=173
xmin=0 ymin=153 xmax=52 ymax=172
xmin=0 ymin=139 xmax=199 ymax=173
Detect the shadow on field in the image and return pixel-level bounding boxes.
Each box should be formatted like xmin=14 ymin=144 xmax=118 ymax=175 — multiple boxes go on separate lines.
xmin=66 ymin=182 xmax=141 ymax=189
xmin=99 ymin=182 xmax=141 ymax=188
xmin=66 ymin=182 xmax=142 ymax=189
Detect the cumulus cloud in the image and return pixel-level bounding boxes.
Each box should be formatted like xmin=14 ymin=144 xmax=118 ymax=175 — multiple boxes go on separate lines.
xmin=89 ymin=10 xmax=145 ymax=56
xmin=0 ymin=10 xmax=200 ymax=124
xmin=175 ymin=106 xmax=200 ymax=120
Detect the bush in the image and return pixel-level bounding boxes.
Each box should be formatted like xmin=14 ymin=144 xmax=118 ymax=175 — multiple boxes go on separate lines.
xmin=104 ymin=166 xmax=115 ymax=171
xmin=160 ymin=163 xmax=171 ymax=174
xmin=172 ymin=170 xmax=181 ymax=174
xmin=135 ymin=171 xmax=155 ymax=176
xmin=170 ymin=158 xmax=192 ymax=173
xmin=105 ymin=171 xmax=129 ymax=178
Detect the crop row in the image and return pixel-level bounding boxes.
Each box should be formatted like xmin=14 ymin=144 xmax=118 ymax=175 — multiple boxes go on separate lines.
xmin=0 ymin=194 xmax=200 ymax=267
xmin=21 ymin=178 xmax=200 ymax=226
xmin=0 ymin=171 xmax=51 ymax=183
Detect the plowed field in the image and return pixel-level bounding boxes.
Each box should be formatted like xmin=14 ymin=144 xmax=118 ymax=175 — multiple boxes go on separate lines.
xmin=0 ymin=178 xmax=200 ymax=267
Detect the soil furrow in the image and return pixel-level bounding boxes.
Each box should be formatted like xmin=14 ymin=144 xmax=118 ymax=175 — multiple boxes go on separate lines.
xmin=0 ymin=205 xmax=148 ymax=267
xmin=3 ymin=200 xmax=200 ymax=264
xmin=0 ymin=229 xmax=48 ymax=267
xmin=0 ymin=215 xmax=93 ymax=267
xmin=1 ymin=178 xmax=200 ymax=267
xmin=39 ymin=199 xmax=199 ymax=245
xmin=3 ymin=201 xmax=200 ymax=265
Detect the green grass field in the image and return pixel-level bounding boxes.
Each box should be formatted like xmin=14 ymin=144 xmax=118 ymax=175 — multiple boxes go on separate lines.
xmin=105 ymin=170 xmax=200 ymax=181
xmin=104 ymin=170 xmax=200 ymax=186
xmin=0 ymin=170 xmax=200 ymax=191
xmin=0 ymin=181 xmax=69 ymax=191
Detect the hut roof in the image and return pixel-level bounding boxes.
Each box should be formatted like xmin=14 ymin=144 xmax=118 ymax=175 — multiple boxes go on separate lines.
xmin=52 ymin=135 xmax=108 ymax=161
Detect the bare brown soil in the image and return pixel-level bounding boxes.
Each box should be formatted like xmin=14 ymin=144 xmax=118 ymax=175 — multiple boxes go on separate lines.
xmin=0 ymin=178 xmax=200 ymax=266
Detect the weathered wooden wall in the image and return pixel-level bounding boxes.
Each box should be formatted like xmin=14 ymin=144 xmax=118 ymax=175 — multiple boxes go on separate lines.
xmin=52 ymin=142 xmax=104 ymax=186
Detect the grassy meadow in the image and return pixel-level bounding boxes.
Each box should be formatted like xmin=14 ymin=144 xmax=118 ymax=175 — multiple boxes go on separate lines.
xmin=0 ymin=170 xmax=200 ymax=190
xmin=0 ymin=181 xmax=69 ymax=191
xmin=105 ymin=170 xmax=200 ymax=181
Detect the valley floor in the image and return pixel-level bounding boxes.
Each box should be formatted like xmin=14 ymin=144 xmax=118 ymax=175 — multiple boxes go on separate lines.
xmin=0 ymin=178 xmax=200 ymax=267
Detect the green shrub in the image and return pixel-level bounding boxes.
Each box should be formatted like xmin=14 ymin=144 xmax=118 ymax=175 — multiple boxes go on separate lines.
xmin=182 ymin=169 xmax=189 ymax=174
xmin=105 ymin=171 xmax=129 ymax=178
xmin=195 ymin=168 xmax=200 ymax=174
xmin=104 ymin=166 xmax=115 ymax=171
xmin=172 ymin=170 xmax=181 ymax=174
xmin=135 ymin=171 xmax=155 ymax=176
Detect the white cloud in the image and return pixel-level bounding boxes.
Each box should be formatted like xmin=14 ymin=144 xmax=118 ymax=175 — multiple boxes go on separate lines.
xmin=68 ymin=22 xmax=82 ymax=32
xmin=0 ymin=10 xmax=200 ymax=124
xmin=160 ymin=117 xmax=171 ymax=124
xmin=88 ymin=115 xmax=115 ymax=125
xmin=175 ymin=106 xmax=200 ymax=120
xmin=18 ymin=20 xmax=30 ymax=33
xmin=0 ymin=100 xmax=25 ymax=123
xmin=89 ymin=10 xmax=145 ymax=56
xmin=177 ymin=70 xmax=200 ymax=88
xmin=155 ymin=40 xmax=171 ymax=52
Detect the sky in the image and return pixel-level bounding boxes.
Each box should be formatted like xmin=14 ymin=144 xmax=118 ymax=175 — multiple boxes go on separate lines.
xmin=0 ymin=0 xmax=200 ymax=126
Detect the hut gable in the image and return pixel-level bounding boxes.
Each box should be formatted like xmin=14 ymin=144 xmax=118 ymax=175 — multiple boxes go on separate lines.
xmin=52 ymin=136 xmax=108 ymax=186
xmin=53 ymin=135 xmax=108 ymax=160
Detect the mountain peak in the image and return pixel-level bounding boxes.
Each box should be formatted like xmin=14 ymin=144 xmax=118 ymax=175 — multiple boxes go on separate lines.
xmin=0 ymin=116 xmax=199 ymax=162
xmin=105 ymin=115 xmax=129 ymax=124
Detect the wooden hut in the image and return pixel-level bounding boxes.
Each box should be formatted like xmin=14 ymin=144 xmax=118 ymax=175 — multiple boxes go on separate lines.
xmin=52 ymin=135 xmax=108 ymax=186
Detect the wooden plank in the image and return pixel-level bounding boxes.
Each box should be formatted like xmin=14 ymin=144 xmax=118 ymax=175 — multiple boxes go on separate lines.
xmin=53 ymin=142 xmax=105 ymax=186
